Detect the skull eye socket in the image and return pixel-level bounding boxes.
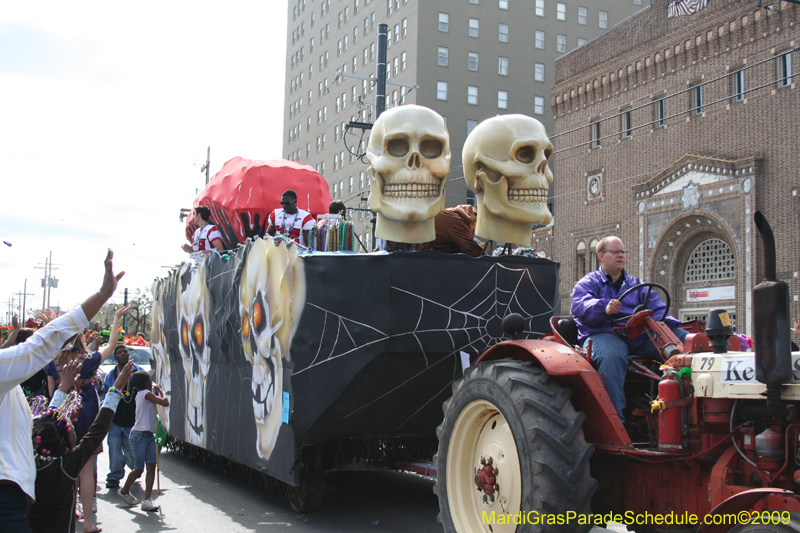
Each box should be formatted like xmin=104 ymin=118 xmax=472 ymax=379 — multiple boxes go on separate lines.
xmin=181 ymin=321 xmax=189 ymax=347
xmin=252 ymin=293 xmax=267 ymax=335
xmin=386 ymin=138 xmax=409 ymax=157
xmin=193 ymin=319 xmax=204 ymax=348
xmin=420 ymin=139 xmax=443 ymax=159
xmin=242 ymin=311 xmax=251 ymax=338
xmin=515 ymin=146 xmax=535 ymax=164
xmin=544 ymin=148 xmax=553 ymax=160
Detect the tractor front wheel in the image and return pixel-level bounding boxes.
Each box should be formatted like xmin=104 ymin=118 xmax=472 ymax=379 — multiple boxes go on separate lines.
xmin=434 ymin=359 xmax=597 ymax=532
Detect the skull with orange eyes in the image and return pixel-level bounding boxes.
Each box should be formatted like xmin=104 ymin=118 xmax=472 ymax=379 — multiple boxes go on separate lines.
xmin=239 ymin=237 xmax=302 ymax=460
xmin=150 ymin=279 xmax=171 ymax=432
xmin=177 ymin=262 xmax=210 ymax=447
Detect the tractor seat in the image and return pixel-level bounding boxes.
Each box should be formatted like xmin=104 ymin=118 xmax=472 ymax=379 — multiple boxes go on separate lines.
xmin=556 ymin=317 xmax=580 ymax=348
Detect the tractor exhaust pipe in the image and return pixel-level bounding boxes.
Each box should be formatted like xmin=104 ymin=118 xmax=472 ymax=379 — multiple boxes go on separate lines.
xmin=752 ymin=212 xmax=795 ymax=422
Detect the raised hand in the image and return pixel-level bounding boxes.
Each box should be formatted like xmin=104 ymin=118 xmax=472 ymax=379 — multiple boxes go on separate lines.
xmin=100 ymin=249 xmax=125 ymax=298
xmin=114 ymin=306 xmax=132 ymax=321
xmin=58 ymin=359 xmax=83 ymax=393
xmin=112 ymin=360 xmax=135 ymax=390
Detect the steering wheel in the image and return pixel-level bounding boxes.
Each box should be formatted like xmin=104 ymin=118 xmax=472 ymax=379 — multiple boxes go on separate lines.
xmin=610 ymin=282 xmax=671 ymax=325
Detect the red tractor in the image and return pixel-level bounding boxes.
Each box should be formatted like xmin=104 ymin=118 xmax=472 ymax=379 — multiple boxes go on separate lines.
xmin=434 ymin=212 xmax=800 ymax=533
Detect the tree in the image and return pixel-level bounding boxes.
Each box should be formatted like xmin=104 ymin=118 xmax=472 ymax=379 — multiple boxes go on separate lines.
xmin=124 ymin=288 xmax=153 ymax=341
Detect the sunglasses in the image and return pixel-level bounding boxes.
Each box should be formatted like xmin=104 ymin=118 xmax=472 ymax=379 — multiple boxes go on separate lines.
xmin=280 ymin=200 xmax=295 ymax=206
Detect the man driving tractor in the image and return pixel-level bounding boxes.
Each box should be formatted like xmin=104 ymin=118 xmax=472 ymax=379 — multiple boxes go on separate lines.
xmin=571 ymin=236 xmax=689 ymax=422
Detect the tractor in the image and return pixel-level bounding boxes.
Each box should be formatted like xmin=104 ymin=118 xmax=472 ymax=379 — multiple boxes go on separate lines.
xmin=434 ymin=212 xmax=800 ymax=533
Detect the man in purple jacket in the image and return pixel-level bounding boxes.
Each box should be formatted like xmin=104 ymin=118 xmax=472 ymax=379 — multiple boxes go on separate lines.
xmin=571 ymin=236 xmax=688 ymax=422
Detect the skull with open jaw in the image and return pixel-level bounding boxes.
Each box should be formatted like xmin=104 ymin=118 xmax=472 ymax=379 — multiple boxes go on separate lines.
xmin=463 ymin=115 xmax=554 ymax=246
xmin=367 ymin=105 xmax=451 ymax=243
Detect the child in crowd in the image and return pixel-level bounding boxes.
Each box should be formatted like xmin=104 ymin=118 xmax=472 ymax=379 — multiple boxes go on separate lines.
xmin=118 ymin=370 xmax=169 ymax=512
xmin=27 ymin=359 xmax=134 ymax=533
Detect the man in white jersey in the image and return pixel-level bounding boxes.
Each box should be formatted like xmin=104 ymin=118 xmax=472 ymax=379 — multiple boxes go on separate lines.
xmin=266 ymin=189 xmax=315 ymax=247
xmin=181 ymin=206 xmax=225 ymax=258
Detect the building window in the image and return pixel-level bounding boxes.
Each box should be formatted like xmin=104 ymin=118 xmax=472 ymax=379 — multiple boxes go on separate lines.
xmin=557 ymin=34 xmax=566 ymax=53
xmin=468 ymin=52 xmax=479 ymax=71
xmin=467 ymin=119 xmax=478 ymax=135
xmin=402 ymin=18 xmax=407 ymax=37
xmin=498 ymin=57 xmax=508 ymax=75
xmin=499 ymin=0 xmax=509 ymax=8
xmin=590 ymin=120 xmax=600 ymax=147
xmin=599 ymin=11 xmax=607 ymax=29
xmin=578 ymin=6 xmax=587 ymax=25
xmin=535 ymin=63 xmax=545 ymax=82
xmin=535 ymin=0 xmax=545 ymax=17
xmin=438 ymin=47 xmax=449 ymax=66
xmin=733 ymin=69 xmax=745 ymax=101
xmin=621 ymin=110 xmax=632 ymax=138
xmin=349 ymin=176 xmax=354 ymax=193
xmin=360 ymin=171 xmax=365 ymax=189
xmin=576 ymin=242 xmax=599 ymax=279
xmin=439 ymin=12 xmax=449 ymax=32
xmin=498 ymin=90 xmax=508 ymax=109
xmin=655 ymin=98 xmax=666 ymax=127
xmin=778 ymin=52 xmax=793 ymax=86
xmin=387 ymin=29 xmax=393 ymax=48
xmin=557 ymin=3 xmax=566 ymax=20
xmin=578 ymin=38 xmax=587 ymax=47
xmin=401 ymin=51 xmax=406 ymax=70
xmin=534 ymin=96 xmax=544 ymax=115
xmin=437 ymin=81 xmax=448 ymax=100
xmin=499 ymin=23 xmax=509 ymax=42
xmin=692 ymin=85 xmax=703 ymax=115
xmin=535 ymin=31 xmax=545 ymax=49
xmin=468 ymin=86 xmax=478 ymax=105
xmin=387 ymin=0 xmax=393 ymax=16
xmin=685 ymin=239 xmax=736 ymax=282
xmin=470 ymin=0 xmax=479 ymax=3
xmin=469 ymin=18 xmax=479 ymax=37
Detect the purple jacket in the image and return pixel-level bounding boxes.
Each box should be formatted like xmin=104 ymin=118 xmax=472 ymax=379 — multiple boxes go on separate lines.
xmin=571 ymin=268 xmax=681 ymax=348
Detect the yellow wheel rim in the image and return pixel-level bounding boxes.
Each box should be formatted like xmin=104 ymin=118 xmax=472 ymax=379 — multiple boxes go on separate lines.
xmin=446 ymin=399 xmax=522 ymax=532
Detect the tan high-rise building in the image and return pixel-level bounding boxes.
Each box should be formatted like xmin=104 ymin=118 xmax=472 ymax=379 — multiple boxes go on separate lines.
xmin=283 ymin=0 xmax=646 ymax=249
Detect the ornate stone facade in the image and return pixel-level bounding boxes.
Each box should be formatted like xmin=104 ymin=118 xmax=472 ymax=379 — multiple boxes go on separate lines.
xmin=550 ymin=0 xmax=798 ymax=337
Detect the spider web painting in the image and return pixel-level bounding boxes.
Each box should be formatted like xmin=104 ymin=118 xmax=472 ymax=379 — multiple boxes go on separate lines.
xmin=289 ymin=251 xmax=560 ymax=444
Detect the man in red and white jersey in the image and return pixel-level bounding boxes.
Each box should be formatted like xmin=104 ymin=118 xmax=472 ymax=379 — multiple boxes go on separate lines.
xmin=181 ymin=206 xmax=225 ymax=256
xmin=266 ymin=189 xmax=315 ymax=247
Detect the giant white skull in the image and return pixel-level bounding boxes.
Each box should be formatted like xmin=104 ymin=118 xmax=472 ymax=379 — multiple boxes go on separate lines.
xmin=367 ymin=105 xmax=451 ymax=243
xmin=177 ymin=262 xmax=210 ymax=447
xmin=239 ymin=237 xmax=304 ymax=460
xmin=463 ymin=115 xmax=554 ymax=246
xmin=150 ymin=279 xmax=171 ymax=432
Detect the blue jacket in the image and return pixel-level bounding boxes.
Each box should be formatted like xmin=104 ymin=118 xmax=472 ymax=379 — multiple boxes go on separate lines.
xmin=571 ymin=268 xmax=681 ymax=348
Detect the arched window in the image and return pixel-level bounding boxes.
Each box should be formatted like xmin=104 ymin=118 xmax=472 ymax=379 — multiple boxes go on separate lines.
xmin=684 ymin=238 xmax=735 ymax=283
xmin=576 ymin=240 xmax=598 ymax=279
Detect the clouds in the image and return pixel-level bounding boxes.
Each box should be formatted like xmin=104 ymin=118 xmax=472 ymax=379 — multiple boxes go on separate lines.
xmin=0 ymin=1 xmax=289 ymax=314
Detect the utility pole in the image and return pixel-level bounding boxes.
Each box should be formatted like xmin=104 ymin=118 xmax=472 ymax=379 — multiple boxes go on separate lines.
xmin=123 ymin=288 xmax=128 ymax=333
xmin=376 ymin=23 xmax=388 ymax=118
xmin=201 ymin=146 xmax=211 ymax=185
xmin=35 ymin=252 xmax=60 ymax=311
xmin=16 ymin=280 xmax=35 ymax=323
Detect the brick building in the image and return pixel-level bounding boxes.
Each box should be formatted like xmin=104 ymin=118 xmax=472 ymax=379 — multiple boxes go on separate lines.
xmin=548 ymin=0 xmax=798 ymax=336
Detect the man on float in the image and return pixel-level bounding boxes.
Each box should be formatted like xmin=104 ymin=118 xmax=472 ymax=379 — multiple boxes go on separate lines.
xmin=267 ymin=189 xmax=315 ymax=247
xmin=181 ymin=206 xmax=225 ymax=256
xmin=571 ymin=236 xmax=688 ymax=422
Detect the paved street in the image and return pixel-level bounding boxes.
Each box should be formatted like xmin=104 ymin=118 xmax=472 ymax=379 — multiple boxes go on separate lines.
xmin=85 ymin=448 xmax=623 ymax=532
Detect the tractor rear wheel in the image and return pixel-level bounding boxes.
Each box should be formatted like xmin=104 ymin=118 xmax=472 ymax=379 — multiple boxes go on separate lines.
xmin=728 ymin=513 xmax=800 ymax=533
xmin=434 ymin=359 xmax=597 ymax=532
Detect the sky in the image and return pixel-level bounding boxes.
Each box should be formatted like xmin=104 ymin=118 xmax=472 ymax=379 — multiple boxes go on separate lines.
xmin=1 ymin=1 xmax=290 ymax=320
